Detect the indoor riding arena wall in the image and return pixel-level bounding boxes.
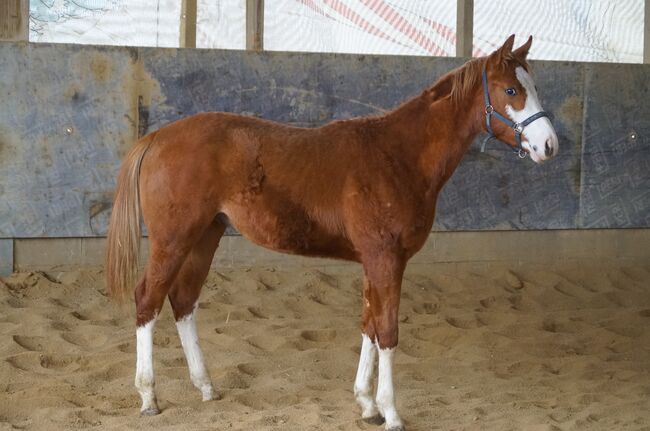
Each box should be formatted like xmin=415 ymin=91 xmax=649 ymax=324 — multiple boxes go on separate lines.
xmin=1 ymin=42 xmax=649 ymax=274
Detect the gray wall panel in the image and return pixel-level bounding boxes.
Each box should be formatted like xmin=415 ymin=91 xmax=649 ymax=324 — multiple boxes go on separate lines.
xmin=436 ymin=61 xmax=584 ymax=230
xmin=0 ymin=43 xmax=648 ymax=238
xmin=0 ymin=43 xmax=137 ymax=237
xmin=580 ymin=64 xmax=650 ymax=228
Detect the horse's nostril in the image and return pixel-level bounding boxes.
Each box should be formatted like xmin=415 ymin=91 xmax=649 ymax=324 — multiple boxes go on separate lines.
xmin=545 ymin=140 xmax=552 ymax=157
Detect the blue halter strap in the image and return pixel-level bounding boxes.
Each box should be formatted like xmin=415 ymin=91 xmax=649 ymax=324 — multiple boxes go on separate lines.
xmin=481 ymin=68 xmax=550 ymax=158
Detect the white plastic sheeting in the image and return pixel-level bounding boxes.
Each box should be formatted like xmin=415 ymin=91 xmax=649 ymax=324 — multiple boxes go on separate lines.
xmin=264 ymin=0 xmax=643 ymax=62
xmin=28 ymin=0 xmax=644 ymax=63
xmin=29 ymin=0 xmax=181 ymax=47
xmin=197 ymin=0 xmax=245 ymax=49
xmin=265 ymin=0 xmax=457 ymax=56
xmin=474 ymin=0 xmax=644 ymax=63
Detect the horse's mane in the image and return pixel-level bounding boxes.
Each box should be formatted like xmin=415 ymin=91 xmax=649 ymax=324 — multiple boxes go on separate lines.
xmin=383 ymin=52 xmax=530 ymax=121
xmin=448 ymin=57 xmax=486 ymax=106
xmin=431 ymin=53 xmax=530 ymax=107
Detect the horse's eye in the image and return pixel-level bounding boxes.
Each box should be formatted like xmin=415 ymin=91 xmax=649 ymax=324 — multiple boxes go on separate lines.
xmin=505 ymin=88 xmax=517 ymax=96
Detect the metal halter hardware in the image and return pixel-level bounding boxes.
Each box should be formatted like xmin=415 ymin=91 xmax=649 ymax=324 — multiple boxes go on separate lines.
xmin=481 ymin=68 xmax=550 ymax=159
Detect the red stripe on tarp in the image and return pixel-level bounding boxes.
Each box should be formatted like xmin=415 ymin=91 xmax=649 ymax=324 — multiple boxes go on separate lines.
xmin=360 ymin=0 xmax=446 ymax=56
xmin=418 ymin=15 xmax=487 ymax=56
xmin=323 ymin=0 xmax=400 ymax=46
xmin=297 ymin=0 xmax=333 ymax=19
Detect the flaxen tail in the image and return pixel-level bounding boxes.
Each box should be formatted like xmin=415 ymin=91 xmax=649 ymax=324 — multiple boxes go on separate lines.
xmin=105 ymin=134 xmax=154 ymax=303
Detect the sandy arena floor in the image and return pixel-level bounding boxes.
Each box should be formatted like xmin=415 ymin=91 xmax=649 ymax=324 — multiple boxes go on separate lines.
xmin=1 ymin=262 xmax=649 ymax=430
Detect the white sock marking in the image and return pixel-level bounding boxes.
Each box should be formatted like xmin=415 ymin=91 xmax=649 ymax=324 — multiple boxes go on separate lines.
xmin=135 ymin=316 xmax=158 ymax=412
xmin=377 ymin=347 xmax=403 ymax=429
xmin=176 ymin=304 xmax=214 ymax=401
xmin=354 ymin=334 xmax=379 ymax=418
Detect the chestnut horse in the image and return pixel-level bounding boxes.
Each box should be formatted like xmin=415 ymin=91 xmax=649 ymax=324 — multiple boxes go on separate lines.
xmin=106 ymin=35 xmax=558 ymax=430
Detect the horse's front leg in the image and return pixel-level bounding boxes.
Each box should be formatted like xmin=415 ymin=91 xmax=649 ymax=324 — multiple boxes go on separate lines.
xmin=354 ymin=276 xmax=383 ymax=424
xmin=360 ymin=254 xmax=406 ymax=431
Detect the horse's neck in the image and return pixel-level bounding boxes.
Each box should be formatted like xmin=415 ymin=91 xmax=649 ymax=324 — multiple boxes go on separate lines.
xmin=383 ymin=90 xmax=481 ymax=195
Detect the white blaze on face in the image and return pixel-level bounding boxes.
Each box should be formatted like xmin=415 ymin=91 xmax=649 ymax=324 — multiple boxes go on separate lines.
xmin=505 ymin=66 xmax=559 ymax=163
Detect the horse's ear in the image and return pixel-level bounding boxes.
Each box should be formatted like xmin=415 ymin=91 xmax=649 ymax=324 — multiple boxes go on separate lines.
xmin=513 ymin=35 xmax=533 ymax=59
xmin=489 ymin=34 xmax=515 ymax=63
xmin=499 ymin=34 xmax=516 ymax=55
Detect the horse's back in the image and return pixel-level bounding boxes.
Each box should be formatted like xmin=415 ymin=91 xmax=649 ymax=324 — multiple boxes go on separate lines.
xmin=137 ymin=112 xmax=361 ymax=259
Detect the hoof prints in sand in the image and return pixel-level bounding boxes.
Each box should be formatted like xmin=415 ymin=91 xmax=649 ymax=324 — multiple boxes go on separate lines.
xmin=0 ymin=265 xmax=649 ymax=430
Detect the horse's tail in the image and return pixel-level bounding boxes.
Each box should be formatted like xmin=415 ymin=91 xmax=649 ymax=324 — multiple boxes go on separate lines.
xmin=105 ymin=133 xmax=154 ymax=303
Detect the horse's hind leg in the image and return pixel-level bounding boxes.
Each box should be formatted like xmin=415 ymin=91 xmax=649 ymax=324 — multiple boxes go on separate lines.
xmin=168 ymin=220 xmax=226 ymax=402
xmin=134 ymin=242 xmax=189 ymax=416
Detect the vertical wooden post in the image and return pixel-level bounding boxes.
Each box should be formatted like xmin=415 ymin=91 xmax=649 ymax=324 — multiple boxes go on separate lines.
xmin=246 ymin=0 xmax=264 ymax=51
xmin=180 ymin=0 xmax=197 ymax=48
xmin=645 ymin=0 xmax=650 ymax=63
xmin=0 ymin=0 xmax=28 ymax=41
xmin=456 ymin=0 xmax=474 ymax=58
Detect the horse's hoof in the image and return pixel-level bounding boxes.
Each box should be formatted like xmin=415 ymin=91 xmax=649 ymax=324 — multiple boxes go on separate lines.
xmin=202 ymin=391 xmax=222 ymax=402
xmin=386 ymin=426 xmax=405 ymax=431
xmin=362 ymin=414 xmax=385 ymax=425
xmin=140 ymin=407 xmax=160 ymax=416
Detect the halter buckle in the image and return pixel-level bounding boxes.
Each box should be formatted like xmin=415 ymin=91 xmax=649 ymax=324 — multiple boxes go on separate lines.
xmin=485 ymin=105 xmax=494 ymax=114
xmin=513 ymin=123 xmax=523 ymax=134
xmin=517 ymin=148 xmax=528 ymax=159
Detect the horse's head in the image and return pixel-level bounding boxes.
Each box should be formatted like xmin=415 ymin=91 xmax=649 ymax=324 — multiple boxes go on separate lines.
xmin=482 ymin=35 xmax=558 ymax=163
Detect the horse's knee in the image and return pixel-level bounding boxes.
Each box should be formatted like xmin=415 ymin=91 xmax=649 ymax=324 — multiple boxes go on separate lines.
xmin=373 ymin=309 xmax=399 ymax=349
xmin=376 ymin=327 xmax=398 ymax=350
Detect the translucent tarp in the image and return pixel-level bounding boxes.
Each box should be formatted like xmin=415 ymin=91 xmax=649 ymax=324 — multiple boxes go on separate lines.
xmin=474 ymin=0 xmax=644 ymax=63
xmin=28 ymin=0 xmax=644 ymax=63
xmin=29 ymin=0 xmax=181 ymax=47
xmin=265 ymin=0 xmax=457 ymax=56
xmin=264 ymin=0 xmax=643 ymax=62
xmin=197 ymin=0 xmax=245 ymax=49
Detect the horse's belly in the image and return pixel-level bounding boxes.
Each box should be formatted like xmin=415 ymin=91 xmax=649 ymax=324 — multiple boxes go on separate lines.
xmin=222 ymin=205 xmax=357 ymax=261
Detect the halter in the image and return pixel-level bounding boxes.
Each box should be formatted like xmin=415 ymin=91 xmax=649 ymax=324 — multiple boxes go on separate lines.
xmin=481 ymin=67 xmax=550 ymax=159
